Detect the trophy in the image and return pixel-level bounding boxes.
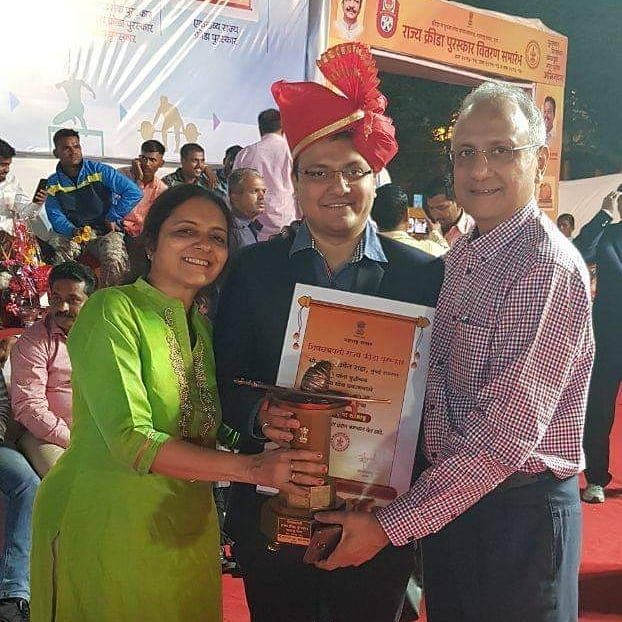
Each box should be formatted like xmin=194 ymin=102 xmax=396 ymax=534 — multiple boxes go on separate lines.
xmin=235 ymin=361 xmax=390 ymax=560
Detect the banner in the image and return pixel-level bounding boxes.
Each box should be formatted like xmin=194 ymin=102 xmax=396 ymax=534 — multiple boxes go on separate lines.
xmin=534 ymin=83 xmax=564 ymax=219
xmin=278 ymin=284 xmax=435 ymax=506
xmin=0 ymin=0 xmax=309 ymax=161
xmin=328 ymin=0 xmax=567 ymax=86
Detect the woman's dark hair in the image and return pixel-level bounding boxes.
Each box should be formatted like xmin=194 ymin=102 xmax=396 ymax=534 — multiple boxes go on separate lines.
xmin=141 ymin=184 xmax=233 ymax=256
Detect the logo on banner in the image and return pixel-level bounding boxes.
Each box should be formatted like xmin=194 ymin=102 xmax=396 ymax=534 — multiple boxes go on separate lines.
xmin=376 ymin=0 xmax=399 ymax=38
xmin=525 ymin=40 xmax=541 ymax=69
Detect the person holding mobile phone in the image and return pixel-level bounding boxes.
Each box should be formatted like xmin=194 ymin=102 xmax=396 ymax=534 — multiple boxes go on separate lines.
xmin=162 ymin=143 xmax=219 ymax=191
xmin=371 ymin=184 xmax=449 ymax=257
xmin=0 ymin=139 xmax=48 ymax=237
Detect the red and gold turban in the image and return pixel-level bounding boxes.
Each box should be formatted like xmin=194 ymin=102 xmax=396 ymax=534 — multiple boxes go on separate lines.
xmin=271 ymin=43 xmax=398 ymax=173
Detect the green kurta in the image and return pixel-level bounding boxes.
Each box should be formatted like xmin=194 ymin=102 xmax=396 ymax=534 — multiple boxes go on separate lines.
xmin=30 ymin=278 xmax=223 ymax=622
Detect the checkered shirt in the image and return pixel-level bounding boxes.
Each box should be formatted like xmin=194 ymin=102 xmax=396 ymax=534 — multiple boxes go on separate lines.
xmin=376 ymin=200 xmax=595 ymax=546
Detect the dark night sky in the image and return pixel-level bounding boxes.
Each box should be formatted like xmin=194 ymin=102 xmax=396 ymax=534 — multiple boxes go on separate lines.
xmin=463 ymin=0 xmax=622 ymax=165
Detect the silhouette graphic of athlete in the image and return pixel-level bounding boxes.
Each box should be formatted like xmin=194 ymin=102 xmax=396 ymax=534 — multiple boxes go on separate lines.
xmin=53 ymin=74 xmax=96 ymax=128
xmin=153 ymin=96 xmax=184 ymax=151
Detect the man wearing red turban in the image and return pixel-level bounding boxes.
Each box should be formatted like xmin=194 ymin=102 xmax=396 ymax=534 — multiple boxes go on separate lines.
xmin=215 ymin=43 xmax=443 ymax=622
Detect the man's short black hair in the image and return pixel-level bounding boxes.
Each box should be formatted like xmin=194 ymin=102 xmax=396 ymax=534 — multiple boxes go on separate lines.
xmin=544 ymin=96 xmax=556 ymax=114
xmin=225 ymin=145 xmax=243 ymax=161
xmin=49 ymin=261 xmax=96 ymax=295
xmin=423 ymin=174 xmax=455 ymax=205
xmin=557 ymin=213 xmax=575 ymax=228
xmin=180 ymin=143 xmax=204 ymax=160
xmin=258 ymin=109 xmax=281 ymax=136
xmin=371 ymin=183 xmax=409 ymax=232
xmin=141 ymin=140 xmax=165 ymax=155
xmin=53 ymin=128 xmax=80 ymax=149
xmin=0 ymin=138 xmax=16 ymax=160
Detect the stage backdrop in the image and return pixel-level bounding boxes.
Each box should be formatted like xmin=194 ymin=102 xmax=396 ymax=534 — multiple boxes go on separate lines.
xmin=0 ymin=0 xmax=308 ymax=162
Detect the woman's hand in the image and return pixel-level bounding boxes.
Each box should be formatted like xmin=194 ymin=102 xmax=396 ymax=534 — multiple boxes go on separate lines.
xmin=258 ymin=398 xmax=300 ymax=447
xmin=247 ymin=448 xmax=327 ymax=498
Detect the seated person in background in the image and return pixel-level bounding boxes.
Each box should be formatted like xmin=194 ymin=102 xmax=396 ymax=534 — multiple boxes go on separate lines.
xmin=119 ymin=140 xmax=167 ymax=238
xmin=0 ymin=342 xmax=40 ymax=622
xmin=162 ymin=143 xmax=218 ymax=190
xmin=228 ymin=168 xmax=266 ymax=254
xmin=119 ymin=140 xmax=168 ymax=277
xmin=11 ymin=261 xmax=95 ymax=477
xmin=371 ymin=183 xmax=449 ymax=257
xmin=556 ymin=212 xmax=575 ymax=239
xmin=423 ymin=174 xmax=474 ymax=246
xmin=45 ymin=129 xmax=142 ymax=287
xmin=0 ymin=137 xmax=48 ymax=243
xmin=216 ymin=145 xmax=243 ymax=195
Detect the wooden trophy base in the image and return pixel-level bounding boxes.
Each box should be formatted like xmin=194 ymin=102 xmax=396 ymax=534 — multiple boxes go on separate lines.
xmin=261 ymin=494 xmax=345 ymax=549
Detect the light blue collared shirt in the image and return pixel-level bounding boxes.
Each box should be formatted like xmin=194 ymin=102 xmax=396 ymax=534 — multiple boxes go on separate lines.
xmin=289 ymin=220 xmax=387 ymax=290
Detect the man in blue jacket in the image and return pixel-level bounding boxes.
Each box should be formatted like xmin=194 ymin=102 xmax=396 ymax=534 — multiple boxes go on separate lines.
xmin=45 ymin=129 xmax=142 ymax=286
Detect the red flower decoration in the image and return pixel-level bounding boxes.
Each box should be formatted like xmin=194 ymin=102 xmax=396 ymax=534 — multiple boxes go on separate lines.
xmin=8 ymin=276 xmax=24 ymax=294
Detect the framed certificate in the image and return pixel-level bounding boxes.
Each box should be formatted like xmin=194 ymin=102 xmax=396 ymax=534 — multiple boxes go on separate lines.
xmin=277 ymin=284 xmax=434 ymax=507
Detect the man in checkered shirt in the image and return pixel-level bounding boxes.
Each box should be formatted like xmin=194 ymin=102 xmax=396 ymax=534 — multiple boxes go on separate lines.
xmin=316 ymin=82 xmax=594 ymax=622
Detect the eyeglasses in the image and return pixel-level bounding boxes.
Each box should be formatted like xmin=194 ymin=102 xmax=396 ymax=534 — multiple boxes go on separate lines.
xmin=449 ymin=144 xmax=542 ymax=167
xmin=298 ymin=167 xmax=373 ymax=184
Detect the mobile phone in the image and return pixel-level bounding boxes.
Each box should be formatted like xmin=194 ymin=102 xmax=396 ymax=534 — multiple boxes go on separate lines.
xmin=412 ymin=193 xmax=423 ymax=209
xmin=303 ymin=524 xmax=343 ymax=564
xmin=413 ymin=218 xmax=428 ymax=234
xmin=32 ymin=178 xmax=47 ymax=201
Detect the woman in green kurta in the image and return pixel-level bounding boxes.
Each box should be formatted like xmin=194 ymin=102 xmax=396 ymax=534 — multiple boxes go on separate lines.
xmin=29 ymin=185 xmax=323 ymax=622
